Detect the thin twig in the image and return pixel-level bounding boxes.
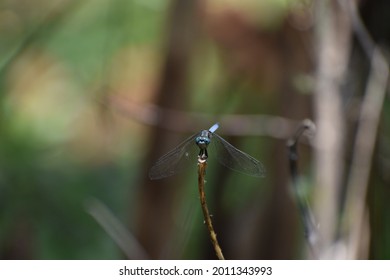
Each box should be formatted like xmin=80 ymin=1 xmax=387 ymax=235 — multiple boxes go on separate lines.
xmin=339 ymin=0 xmax=389 ymax=259
xmin=107 ymin=93 xmax=299 ymax=139
xmin=339 ymin=0 xmax=375 ymax=59
xmin=343 ymin=48 xmax=388 ymax=259
xmin=85 ymin=197 xmax=149 ymax=260
xmin=287 ymin=119 xmax=319 ymax=259
xmin=197 ymin=159 xmax=225 ymax=260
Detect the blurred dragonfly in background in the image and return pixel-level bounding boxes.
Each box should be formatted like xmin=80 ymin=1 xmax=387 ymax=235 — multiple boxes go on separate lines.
xmin=149 ymin=123 xmax=266 ymax=180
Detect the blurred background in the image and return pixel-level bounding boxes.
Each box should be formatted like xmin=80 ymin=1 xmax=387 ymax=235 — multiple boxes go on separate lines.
xmin=0 ymin=0 xmax=389 ymax=259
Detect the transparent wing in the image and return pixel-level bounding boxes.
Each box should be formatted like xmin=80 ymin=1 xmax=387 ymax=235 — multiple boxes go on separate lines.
xmin=210 ymin=133 xmax=266 ymax=177
xmin=148 ymin=133 xmax=200 ymax=180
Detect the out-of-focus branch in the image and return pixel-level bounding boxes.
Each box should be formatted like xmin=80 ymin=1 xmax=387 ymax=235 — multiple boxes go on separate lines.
xmin=344 ymin=48 xmax=388 ymax=259
xmin=85 ymin=198 xmax=149 ymax=260
xmin=312 ymin=0 xmax=352 ymax=257
xmin=341 ymin=0 xmax=389 ymax=257
xmin=107 ymin=94 xmax=300 ymax=139
xmin=287 ymin=119 xmax=319 ymax=259
xmin=339 ymin=0 xmax=375 ymax=59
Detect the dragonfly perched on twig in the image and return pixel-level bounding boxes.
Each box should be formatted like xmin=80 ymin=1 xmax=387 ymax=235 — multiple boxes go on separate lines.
xmin=149 ymin=123 xmax=266 ymax=180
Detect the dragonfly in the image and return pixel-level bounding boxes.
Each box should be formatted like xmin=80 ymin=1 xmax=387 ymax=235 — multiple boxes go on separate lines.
xmin=149 ymin=123 xmax=266 ymax=180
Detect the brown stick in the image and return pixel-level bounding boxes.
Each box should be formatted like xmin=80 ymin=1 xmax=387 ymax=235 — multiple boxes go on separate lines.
xmin=197 ymin=159 xmax=225 ymax=260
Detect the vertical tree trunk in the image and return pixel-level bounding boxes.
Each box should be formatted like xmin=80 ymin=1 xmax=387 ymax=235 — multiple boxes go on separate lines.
xmin=135 ymin=0 xmax=198 ymax=259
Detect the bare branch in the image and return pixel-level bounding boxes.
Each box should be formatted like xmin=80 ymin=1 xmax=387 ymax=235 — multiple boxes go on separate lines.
xmin=312 ymin=0 xmax=352 ymax=257
xmin=343 ymin=48 xmax=388 ymax=259
xmin=197 ymin=159 xmax=225 ymax=260
xmin=107 ymin=94 xmax=300 ymax=139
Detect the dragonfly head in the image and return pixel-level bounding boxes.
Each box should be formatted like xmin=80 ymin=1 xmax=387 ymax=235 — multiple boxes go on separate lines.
xmin=195 ymin=130 xmax=211 ymax=150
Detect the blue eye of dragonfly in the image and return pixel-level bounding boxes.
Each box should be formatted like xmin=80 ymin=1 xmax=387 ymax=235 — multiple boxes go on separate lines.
xmin=195 ymin=133 xmax=211 ymax=149
xmin=149 ymin=123 xmax=266 ymax=180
